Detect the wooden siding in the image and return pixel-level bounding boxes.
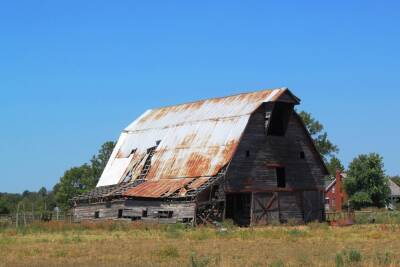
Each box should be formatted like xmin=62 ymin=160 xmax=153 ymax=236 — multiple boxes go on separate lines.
xmin=225 ymin=104 xmax=326 ymax=224
xmin=73 ymin=200 xmax=196 ymax=224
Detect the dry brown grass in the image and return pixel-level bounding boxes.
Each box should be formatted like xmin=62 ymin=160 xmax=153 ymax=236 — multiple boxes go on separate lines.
xmin=1 ymin=222 xmax=400 ymax=267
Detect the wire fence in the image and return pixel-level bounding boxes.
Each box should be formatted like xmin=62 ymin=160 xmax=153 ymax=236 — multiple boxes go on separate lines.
xmin=0 ymin=211 xmax=73 ymax=227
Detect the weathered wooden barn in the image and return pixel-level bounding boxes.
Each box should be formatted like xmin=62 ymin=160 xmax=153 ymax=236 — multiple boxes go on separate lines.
xmin=72 ymin=88 xmax=328 ymax=226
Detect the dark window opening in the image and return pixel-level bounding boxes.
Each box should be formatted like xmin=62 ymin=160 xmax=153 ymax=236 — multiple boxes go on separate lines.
xmin=276 ymin=167 xmax=286 ymax=188
xmin=246 ymin=150 xmax=250 ymax=158
xmin=118 ymin=209 xmax=123 ymax=218
xmin=131 ymin=216 xmax=141 ymax=221
xmin=142 ymin=209 xmax=148 ymax=218
xmin=225 ymin=193 xmax=251 ymax=226
xmin=300 ymin=151 xmax=305 ymax=159
xmin=211 ymin=185 xmax=220 ymax=200
xmin=157 ymin=211 xmax=173 ymax=218
xmin=106 ymin=201 xmax=111 ymax=208
xmin=94 ymin=211 xmax=100 ymax=219
xmin=267 ymin=103 xmax=294 ymax=136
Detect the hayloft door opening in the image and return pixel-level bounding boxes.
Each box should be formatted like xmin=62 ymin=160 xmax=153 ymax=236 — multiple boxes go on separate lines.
xmin=225 ymin=193 xmax=251 ymax=226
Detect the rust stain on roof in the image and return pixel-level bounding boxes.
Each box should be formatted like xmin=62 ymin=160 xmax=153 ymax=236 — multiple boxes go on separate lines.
xmin=97 ymin=88 xmax=300 ymax=189
xmin=188 ymin=177 xmax=209 ymax=190
xmin=186 ymin=152 xmax=212 ymax=178
xmin=124 ymin=179 xmax=194 ymax=198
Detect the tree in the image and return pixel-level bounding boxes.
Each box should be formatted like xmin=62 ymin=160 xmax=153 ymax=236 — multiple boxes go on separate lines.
xmin=55 ymin=164 xmax=94 ymax=209
xmin=299 ymin=111 xmax=339 ymax=159
xmin=344 ymin=153 xmax=390 ymax=209
xmin=55 ymin=141 xmax=116 ymax=209
xmin=326 ymin=156 xmax=345 ymax=177
xmin=298 ymin=111 xmax=340 ymax=175
xmin=90 ymin=141 xmax=116 ymax=182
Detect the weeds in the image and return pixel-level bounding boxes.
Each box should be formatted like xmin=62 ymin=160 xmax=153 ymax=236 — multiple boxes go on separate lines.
xmin=269 ymin=259 xmax=284 ymax=267
xmin=158 ymin=246 xmax=179 ymax=259
xmin=190 ymin=252 xmax=210 ymax=267
xmin=376 ymin=251 xmax=392 ymax=266
xmin=336 ymin=248 xmax=362 ymax=266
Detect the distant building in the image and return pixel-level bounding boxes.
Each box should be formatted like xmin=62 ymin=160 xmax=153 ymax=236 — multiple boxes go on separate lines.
xmin=388 ymin=179 xmax=400 ymax=206
xmin=325 ymin=172 xmax=347 ymax=211
xmin=73 ymin=88 xmax=328 ymax=225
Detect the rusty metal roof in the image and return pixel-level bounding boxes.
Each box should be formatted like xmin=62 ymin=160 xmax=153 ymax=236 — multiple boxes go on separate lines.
xmin=97 ymin=88 xmax=297 ymax=188
xmin=124 ymin=178 xmax=194 ymax=198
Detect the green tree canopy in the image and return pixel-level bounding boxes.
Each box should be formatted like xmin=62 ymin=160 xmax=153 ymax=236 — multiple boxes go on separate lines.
xmin=54 ymin=141 xmax=116 ymax=209
xmin=325 ymin=156 xmax=345 ymax=176
xmin=344 ymin=153 xmax=390 ymax=209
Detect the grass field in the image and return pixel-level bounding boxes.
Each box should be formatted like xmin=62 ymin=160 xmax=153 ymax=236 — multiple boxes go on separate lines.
xmin=1 ymin=221 xmax=400 ymax=267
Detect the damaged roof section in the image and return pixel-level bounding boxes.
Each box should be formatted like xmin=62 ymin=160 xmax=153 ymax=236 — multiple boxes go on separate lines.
xmin=97 ymin=88 xmax=300 ymax=188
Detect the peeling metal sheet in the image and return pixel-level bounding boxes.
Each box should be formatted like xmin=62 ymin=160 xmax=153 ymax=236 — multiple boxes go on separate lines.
xmin=188 ymin=177 xmax=210 ymax=190
xmin=97 ymin=88 xmax=292 ymax=187
xmin=124 ymin=179 xmax=194 ymax=198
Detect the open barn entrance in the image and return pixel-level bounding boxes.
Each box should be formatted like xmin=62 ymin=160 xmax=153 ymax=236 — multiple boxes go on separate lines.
xmin=225 ymin=193 xmax=251 ymax=226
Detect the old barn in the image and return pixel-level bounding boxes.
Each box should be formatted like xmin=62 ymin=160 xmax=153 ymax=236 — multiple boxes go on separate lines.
xmin=72 ymin=88 xmax=328 ymax=226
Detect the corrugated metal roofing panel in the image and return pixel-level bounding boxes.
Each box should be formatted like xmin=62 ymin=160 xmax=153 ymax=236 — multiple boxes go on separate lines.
xmin=124 ymin=179 xmax=194 ymax=198
xmin=97 ymin=88 xmax=295 ymax=187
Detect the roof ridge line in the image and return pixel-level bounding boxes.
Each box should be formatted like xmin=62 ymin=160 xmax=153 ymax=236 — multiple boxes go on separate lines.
xmin=147 ymin=87 xmax=288 ymax=111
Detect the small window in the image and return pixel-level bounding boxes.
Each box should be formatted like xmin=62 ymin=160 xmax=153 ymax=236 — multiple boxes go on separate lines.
xmin=106 ymin=201 xmax=111 ymax=208
xmin=142 ymin=209 xmax=148 ymax=218
xmin=118 ymin=209 xmax=123 ymax=218
xmin=300 ymin=151 xmax=305 ymax=159
xmin=276 ymin=167 xmax=286 ymax=188
xmin=325 ymin=198 xmax=329 ymax=204
xmin=94 ymin=211 xmax=100 ymax=219
xmin=246 ymin=150 xmax=250 ymax=158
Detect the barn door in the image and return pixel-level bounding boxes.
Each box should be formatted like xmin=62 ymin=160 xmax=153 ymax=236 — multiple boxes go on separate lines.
xmin=279 ymin=192 xmax=304 ymax=223
xmin=303 ymin=191 xmax=324 ymax=222
xmin=252 ymin=192 xmax=279 ymax=225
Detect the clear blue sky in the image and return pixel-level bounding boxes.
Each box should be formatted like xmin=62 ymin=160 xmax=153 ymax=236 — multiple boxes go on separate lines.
xmin=1 ymin=1 xmax=399 ymax=193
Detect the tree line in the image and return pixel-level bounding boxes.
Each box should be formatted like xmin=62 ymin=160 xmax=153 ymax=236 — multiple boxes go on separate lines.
xmin=0 ymin=142 xmax=115 ymax=215
xmin=0 ymin=112 xmax=396 ymax=215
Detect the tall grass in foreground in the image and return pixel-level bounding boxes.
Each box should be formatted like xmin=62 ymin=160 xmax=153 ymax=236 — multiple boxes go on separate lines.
xmin=1 ymin=220 xmax=400 ymax=266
